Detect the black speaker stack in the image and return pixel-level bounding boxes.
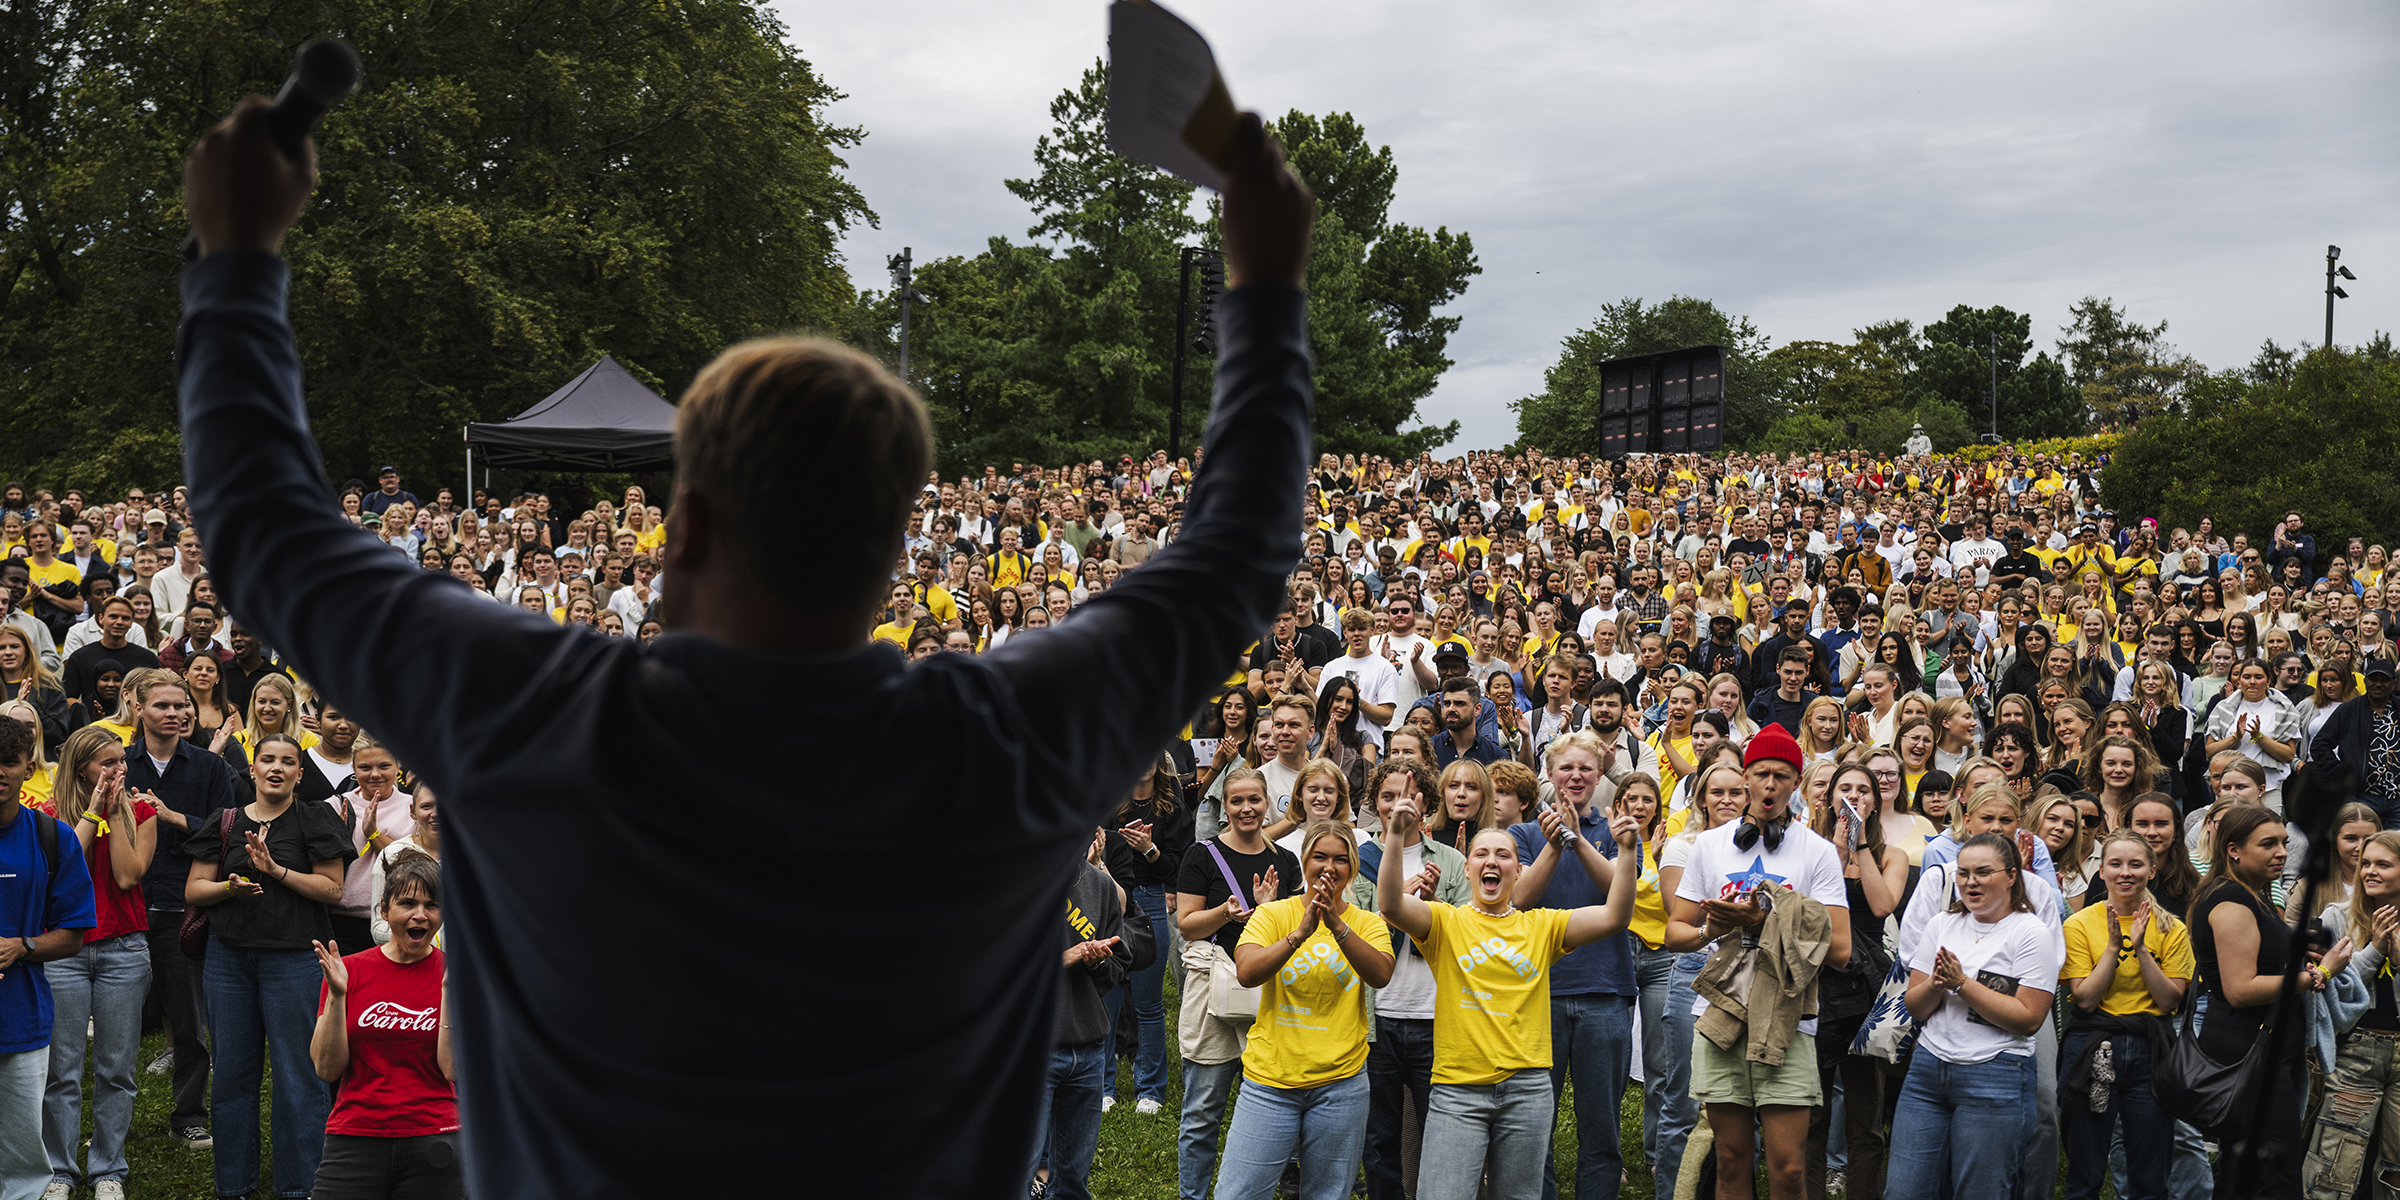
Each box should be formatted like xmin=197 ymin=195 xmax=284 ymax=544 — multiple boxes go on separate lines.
xmin=1595 ymin=345 xmax=1726 ymax=459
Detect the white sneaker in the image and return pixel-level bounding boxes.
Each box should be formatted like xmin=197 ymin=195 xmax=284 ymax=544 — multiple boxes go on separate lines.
xmin=1100 ymin=1095 xmax=1116 ymax=1113
xmin=42 ymin=1182 xmax=70 ymax=1200
xmin=96 ymin=1182 xmax=127 ymax=1200
xmin=1134 ymin=1098 xmax=1163 ymax=1115
xmin=145 ymin=1051 xmax=172 ymax=1076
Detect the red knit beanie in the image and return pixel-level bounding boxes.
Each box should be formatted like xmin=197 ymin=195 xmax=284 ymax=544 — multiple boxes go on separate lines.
xmin=1744 ymin=722 xmax=1804 ymax=772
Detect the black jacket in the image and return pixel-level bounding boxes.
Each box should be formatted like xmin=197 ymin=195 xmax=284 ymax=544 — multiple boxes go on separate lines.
xmin=2312 ymin=694 xmax=2396 ymax=797
xmin=126 ymin=735 xmax=240 ymax=912
xmin=1055 ymin=863 xmax=1156 ymax=1046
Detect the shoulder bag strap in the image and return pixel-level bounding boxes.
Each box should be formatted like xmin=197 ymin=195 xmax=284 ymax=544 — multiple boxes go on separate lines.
xmin=1203 ymin=840 xmax=1252 ymax=914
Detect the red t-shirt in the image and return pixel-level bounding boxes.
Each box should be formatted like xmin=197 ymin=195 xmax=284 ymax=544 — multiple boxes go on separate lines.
xmin=322 ymin=948 xmax=457 ymax=1136
xmin=34 ymin=799 xmax=156 ymax=941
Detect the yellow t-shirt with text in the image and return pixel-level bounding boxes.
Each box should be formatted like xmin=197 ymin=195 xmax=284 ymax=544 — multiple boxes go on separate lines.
xmin=1237 ymin=898 xmax=1392 ymax=1089
xmin=1419 ymin=902 xmax=1573 ymax=1084
xmin=2059 ymin=901 xmax=2193 ymax=1017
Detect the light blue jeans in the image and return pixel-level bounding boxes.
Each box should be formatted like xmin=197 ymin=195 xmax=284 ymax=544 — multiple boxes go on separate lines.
xmin=43 ymin=933 xmax=151 ymax=1185
xmin=1634 ymin=943 xmax=1697 ymax=1191
xmin=1 ymin=1049 xmax=49 ymax=1200
xmin=1104 ymin=884 xmax=1171 ymax=1102
xmin=1179 ymin=1057 xmax=1244 ymax=1200
xmin=1656 ymin=949 xmax=1711 ymax=1200
xmin=1544 ymin=992 xmax=1634 ymax=1200
xmin=1420 ymin=1069 xmax=1555 ymax=1200
xmin=1885 ymin=1051 xmax=2036 ymax=1200
xmin=1213 ymin=1070 xmax=1369 ymax=1200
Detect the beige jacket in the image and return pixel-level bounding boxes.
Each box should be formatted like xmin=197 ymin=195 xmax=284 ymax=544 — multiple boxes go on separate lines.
xmin=1694 ymin=882 xmax=1833 ymax=1066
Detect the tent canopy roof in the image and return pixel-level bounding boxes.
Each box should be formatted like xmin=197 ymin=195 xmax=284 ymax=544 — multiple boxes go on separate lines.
xmin=465 ymin=355 xmax=677 ymax=472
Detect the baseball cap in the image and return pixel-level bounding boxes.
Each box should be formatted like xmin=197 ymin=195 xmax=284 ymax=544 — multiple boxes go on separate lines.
xmin=1433 ymin=639 xmax=1472 ymax=664
xmin=1710 ymin=613 xmax=1738 ymax=629
xmin=2367 ymin=666 xmax=2395 ymax=682
xmin=144 ymin=509 xmax=168 ymax=526
xmin=377 ymin=465 xmax=399 ymax=475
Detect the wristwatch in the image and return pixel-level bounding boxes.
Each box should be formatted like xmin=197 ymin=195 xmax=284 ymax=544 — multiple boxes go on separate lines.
xmin=19 ymin=937 xmax=34 ymax=958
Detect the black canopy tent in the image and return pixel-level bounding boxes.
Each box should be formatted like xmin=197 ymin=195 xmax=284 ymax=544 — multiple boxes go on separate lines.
xmin=463 ymin=355 xmax=678 ymax=492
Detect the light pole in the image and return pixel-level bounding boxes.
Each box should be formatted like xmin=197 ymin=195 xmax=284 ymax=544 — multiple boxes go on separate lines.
xmin=887 ymin=248 xmax=927 ymax=377
xmin=2326 ymin=245 xmax=2359 ymax=351
xmin=1989 ymin=330 xmax=2000 ymax=442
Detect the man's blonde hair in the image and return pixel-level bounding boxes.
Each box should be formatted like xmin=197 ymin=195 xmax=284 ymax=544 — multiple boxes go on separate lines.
xmin=676 ymin=337 xmax=931 ymax=610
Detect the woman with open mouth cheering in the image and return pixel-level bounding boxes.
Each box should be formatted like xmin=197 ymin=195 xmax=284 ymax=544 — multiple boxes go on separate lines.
xmin=309 ymin=853 xmax=458 ymax=1199
xmin=1373 ymin=744 xmax=1642 ymax=1200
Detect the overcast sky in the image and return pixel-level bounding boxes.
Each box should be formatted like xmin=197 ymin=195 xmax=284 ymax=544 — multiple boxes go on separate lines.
xmin=772 ymin=0 xmax=2400 ymax=451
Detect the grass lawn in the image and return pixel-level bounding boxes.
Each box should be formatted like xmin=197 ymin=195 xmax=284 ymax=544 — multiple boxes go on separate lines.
xmin=84 ymin=983 xmax=2089 ymax=1198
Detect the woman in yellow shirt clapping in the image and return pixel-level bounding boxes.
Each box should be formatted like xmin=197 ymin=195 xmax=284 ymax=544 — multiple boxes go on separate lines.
xmin=1218 ymin=821 xmax=1394 ymax=1200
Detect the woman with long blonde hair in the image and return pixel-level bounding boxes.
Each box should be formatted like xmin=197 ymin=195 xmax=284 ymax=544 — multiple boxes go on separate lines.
xmin=234 ymin=674 xmax=319 ymax=763
xmin=1800 ymin=694 xmax=1849 ymax=762
xmin=2306 ymin=830 xmax=2400 ymax=1196
xmin=35 ymin=725 xmax=160 ymax=1197
xmin=0 ymin=622 xmax=67 ymax=747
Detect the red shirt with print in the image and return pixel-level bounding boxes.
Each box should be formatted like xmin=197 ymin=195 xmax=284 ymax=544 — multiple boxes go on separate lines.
xmin=322 ymin=947 xmax=457 ymax=1136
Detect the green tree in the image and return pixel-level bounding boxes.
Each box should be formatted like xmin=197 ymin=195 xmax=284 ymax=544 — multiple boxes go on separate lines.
xmin=888 ymin=81 xmax=1477 ymax=472
xmin=0 ymin=0 xmax=872 ymax=495
xmin=2101 ymin=348 xmax=2400 ymax=542
xmin=1914 ymin=304 xmax=2081 ymax=439
xmin=1512 ymin=296 xmax=1778 ymax=453
xmin=1272 ymin=111 xmax=1476 ymax=458
xmin=2057 ymin=296 xmax=2201 ymax=426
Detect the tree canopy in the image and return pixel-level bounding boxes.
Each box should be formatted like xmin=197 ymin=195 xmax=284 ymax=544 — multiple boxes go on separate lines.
xmin=2101 ymin=344 xmax=2400 ymax=541
xmin=873 ymin=69 xmax=1477 ymax=475
xmin=2 ymin=0 xmax=871 ymax=495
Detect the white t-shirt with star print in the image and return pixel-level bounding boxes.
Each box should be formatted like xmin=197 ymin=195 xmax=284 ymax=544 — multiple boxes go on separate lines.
xmin=1674 ymin=818 xmax=1850 ymax=1034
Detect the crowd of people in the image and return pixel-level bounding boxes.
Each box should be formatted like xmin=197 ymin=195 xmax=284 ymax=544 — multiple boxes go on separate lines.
xmin=5 ymin=436 xmax=2395 ymax=1200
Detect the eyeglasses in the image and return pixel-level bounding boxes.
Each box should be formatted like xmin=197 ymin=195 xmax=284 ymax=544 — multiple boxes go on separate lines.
xmin=1869 ymin=769 xmax=1901 ymax=781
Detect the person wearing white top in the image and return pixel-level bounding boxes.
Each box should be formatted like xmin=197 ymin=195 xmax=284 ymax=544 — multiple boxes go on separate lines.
xmin=1885 ymin=832 xmax=2061 ymax=1200
xmin=1664 ymin=727 xmax=1850 ymax=1200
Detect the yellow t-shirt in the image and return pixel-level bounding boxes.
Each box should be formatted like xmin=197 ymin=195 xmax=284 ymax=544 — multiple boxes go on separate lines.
xmin=21 ymin=764 xmax=55 ymax=805
xmin=1237 ymin=899 xmax=1392 ymax=1089
xmin=23 ymin=556 xmax=82 ymax=598
xmin=912 ymin=582 xmax=957 ymax=625
xmin=1419 ymin=902 xmax=1573 ymax=1084
xmin=2059 ymin=901 xmax=2193 ymax=1016
xmin=1648 ymin=730 xmax=1694 ymax=800
xmin=870 ymin=621 xmax=911 ymax=648
xmin=94 ymin=719 xmax=136 ymax=747
xmin=1628 ymin=840 xmax=1667 ymax=950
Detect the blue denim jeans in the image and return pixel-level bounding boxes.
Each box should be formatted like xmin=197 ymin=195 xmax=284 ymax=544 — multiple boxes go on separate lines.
xmin=1105 ymin=883 xmax=1171 ymax=1102
xmin=1214 ymin=1070 xmax=1370 ymax=1200
xmin=1027 ymin=1040 xmax=1110 ymax=1200
xmin=1179 ymin=1057 xmax=1244 ymax=1200
xmin=1885 ymin=1051 xmax=2035 ymax=1200
xmin=1544 ymin=992 xmax=1634 ymax=1200
xmin=204 ymin=942 xmax=333 ymax=1198
xmin=2 ymin=1049 xmax=47 ymax=1200
xmin=2061 ymin=1029 xmax=2171 ymax=1200
xmin=2369 ymin=794 xmax=2400 ymax=831
xmin=43 ymin=933 xmax=151 ymax=1185
xmin=1657 ymin=949 xmax=1709 ymax=1200
xmin=1634 ymin=943 xmax=1697 ymax=1192
xmin=1364 ymin=1016 xmax=1435 ymax=1200
xmin=1421 ymin=1070 xmax=1555 ymax=1200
